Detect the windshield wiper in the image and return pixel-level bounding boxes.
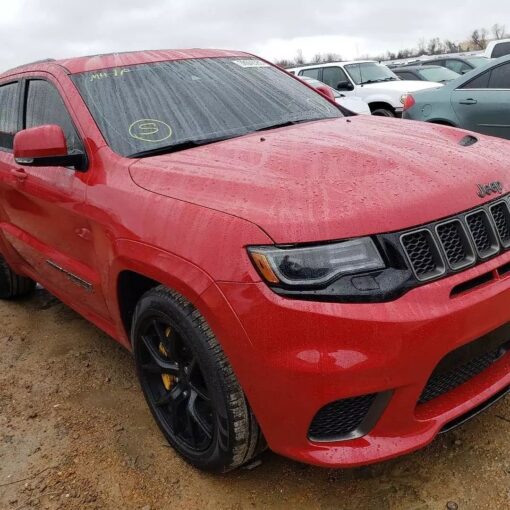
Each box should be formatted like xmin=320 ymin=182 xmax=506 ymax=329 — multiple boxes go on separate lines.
xmin=129 ymin=119 xmax=329 ymax=158
xmin=128 ymin=136 xmax=235 ymax=158
xmin=254 ymin=118 xmax=326 ymax=132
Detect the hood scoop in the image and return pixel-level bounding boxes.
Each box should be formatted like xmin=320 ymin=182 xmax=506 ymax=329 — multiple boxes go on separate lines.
xmin=459 ymin=135 xmax=478 ymax=147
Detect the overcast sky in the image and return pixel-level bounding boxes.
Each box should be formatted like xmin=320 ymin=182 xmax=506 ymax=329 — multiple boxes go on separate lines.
xmin=1 ymin=0 xmax=509 ymax=71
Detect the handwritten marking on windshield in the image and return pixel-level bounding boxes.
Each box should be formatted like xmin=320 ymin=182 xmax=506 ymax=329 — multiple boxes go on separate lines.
xmin=129 ymin=119 xmax=173 ymax=143
xmin=90 ymin=68 xmax=131 ymax=82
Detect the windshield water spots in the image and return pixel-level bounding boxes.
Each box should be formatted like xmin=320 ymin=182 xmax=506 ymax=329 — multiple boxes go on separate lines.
xmin=71 ymin=57 xmax=343 ymax=157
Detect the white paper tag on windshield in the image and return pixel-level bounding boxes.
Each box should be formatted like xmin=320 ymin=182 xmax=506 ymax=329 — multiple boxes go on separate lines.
xmin=232 ymin=59 xmax=270 ymax=68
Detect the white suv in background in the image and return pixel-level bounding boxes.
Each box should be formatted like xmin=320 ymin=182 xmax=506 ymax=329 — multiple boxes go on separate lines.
xmin=485 ymin=39 xmax=510 ymax=59
xmin=288 ymin=60 xmax=441 ymax=117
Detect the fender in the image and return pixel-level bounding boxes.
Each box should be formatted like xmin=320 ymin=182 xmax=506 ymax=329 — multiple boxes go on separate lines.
xmin=109 ymin=239 xmax=216 ymax=346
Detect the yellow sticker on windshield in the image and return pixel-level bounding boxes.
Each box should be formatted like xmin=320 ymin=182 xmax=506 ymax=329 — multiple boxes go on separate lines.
xmin=129 ymin=119 xmax=173 ymax=143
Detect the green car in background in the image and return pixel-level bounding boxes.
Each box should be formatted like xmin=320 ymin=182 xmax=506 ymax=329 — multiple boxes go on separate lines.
xmin=403 ymin=56 xmax=510 ymax=140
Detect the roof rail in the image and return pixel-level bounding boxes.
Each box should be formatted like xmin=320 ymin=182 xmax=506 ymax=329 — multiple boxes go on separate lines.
xmin=3 ymin=58 xmax=57 ymax=74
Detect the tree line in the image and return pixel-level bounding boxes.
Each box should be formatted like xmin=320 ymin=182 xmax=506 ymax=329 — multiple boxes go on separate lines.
xmin=275 ymin=23 xmax=507 ymax=68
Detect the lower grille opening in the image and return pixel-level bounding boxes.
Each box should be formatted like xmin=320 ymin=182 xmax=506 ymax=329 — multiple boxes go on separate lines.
xmin=498 ymin=262 xmax=510 ymax=277
xmin=308 ymin=392 xmax=391 ymax=442
xmin=418 ymin=323 xmax=510 ymax=405
xmin=450 ymin=271 xmax=494 ymax=297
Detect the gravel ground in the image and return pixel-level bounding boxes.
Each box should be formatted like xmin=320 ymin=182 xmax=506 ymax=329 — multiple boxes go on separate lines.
xmin=1 ymin=287 xmax=510 ymax=510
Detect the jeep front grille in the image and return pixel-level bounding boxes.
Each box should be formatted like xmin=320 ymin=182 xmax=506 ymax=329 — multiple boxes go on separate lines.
xmin=401 ymin=196 xmax=510 ymax=281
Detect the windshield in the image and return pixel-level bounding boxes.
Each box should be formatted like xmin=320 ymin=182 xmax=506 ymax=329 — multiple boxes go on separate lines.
xmin=344 ymin=62 xmax=399 ymax=85
xmin=419 ymin=67 xmax=460 ymax=82
xmin=72 ymin=57 xmax=342 ymax=157
xmin=466 ymin=56 xmax=489 ymax=67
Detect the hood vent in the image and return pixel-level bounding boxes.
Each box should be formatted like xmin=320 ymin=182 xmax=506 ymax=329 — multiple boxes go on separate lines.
xmin=459 ymin=135 xmax=478 ymax=147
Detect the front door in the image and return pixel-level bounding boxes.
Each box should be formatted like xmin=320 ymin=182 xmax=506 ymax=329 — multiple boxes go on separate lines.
xmin=0 ymin=75 xmax=109 ymax=319
xmin=452 ymin=62 xmax=510 ymax=140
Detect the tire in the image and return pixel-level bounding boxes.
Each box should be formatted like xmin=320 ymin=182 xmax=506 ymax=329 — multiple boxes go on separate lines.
xmin=132 ymin=285 xmax=265 ymax=473
xmin=0 ymin=255 xmax=36 ymax=299
xmin=371 ymin=108 xmax=395 ymax=117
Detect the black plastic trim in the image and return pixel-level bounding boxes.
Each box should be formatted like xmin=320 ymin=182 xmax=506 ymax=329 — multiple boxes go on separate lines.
xmin=309 ymin=391 xmax=393 ymax=443
xmin=440 ymin=385 xmax=510 ymax=434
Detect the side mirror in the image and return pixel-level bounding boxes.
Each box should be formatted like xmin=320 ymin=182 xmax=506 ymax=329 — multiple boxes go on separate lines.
xmin=14 ymin=125 xmax=86 ymax=171
xmin=315 ymin=85 xmax=336 ymax=102
xmin=337 ymin=81 xmax=355 ymax=91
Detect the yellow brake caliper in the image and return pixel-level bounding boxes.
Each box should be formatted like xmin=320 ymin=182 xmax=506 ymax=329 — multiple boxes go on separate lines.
xmin=159 ymin=326 xmax=174 ymax=391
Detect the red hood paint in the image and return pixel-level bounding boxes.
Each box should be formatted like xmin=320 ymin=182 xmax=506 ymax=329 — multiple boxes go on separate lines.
xmin=129 ymin=116 xmax=510 ymax=243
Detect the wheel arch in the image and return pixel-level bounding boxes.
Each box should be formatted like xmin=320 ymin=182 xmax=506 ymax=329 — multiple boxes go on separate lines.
xmin=111 ymin=239 xmax=215 ymax=346
xmin=427 ymin=118 xmax=457 ymax=127
xmin=368 ymin=101 xmax=396 ymax=115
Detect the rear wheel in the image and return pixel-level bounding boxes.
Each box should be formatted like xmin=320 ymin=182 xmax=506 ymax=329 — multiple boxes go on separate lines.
xmin=132 ymin=286 xmax=265 ymax=472
xmin=371 ymin=108 xmax=395 ymax=117
xmin=0 ymin=256 xmax=36 ymax=299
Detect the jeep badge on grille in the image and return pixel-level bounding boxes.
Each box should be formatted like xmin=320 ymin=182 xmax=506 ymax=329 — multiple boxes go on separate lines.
xmin=477 ymin=181 xmax=503 ymax=198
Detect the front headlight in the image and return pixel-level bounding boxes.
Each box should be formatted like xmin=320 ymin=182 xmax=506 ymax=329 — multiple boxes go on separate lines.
xmin=248 ymin=238 xmax=385 ymax=288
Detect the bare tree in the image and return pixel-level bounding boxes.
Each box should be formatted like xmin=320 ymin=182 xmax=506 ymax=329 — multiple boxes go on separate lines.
xmin=417 ymin=38 xmax=427 ymax=56
xmin=470 ymin=28 xmax=488 ymax=50
xmin=443 ymin=40 xmax=460 ymax=53
xmin=427 ymin=38 xmax=444 ymax=55
xmin=294 ymin=49 xmax=305 ymax=65
xmin=323 ymin=52 xmax=342 ymax=63
xmin=274 ymin=59 xmax=294 ymax=69
xmin=311 ymin=53 xmax=323 ymax=64
xmin=492 ymin=23 xmax=506 ymax=39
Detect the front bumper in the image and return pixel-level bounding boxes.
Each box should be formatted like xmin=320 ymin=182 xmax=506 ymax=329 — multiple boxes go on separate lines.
xmin=199 ymin=251 xmax=510 ymax=468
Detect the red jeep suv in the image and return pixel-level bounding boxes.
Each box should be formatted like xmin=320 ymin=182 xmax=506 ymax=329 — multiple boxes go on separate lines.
xmin=1 ymin=50 xmax=510 ymax=473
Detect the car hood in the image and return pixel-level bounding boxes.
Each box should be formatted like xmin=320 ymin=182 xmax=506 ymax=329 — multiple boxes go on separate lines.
xmin=362 ymin=80 xmax=442 ymax=93
xmin=129 ymin=117 xmax=510 ymax=243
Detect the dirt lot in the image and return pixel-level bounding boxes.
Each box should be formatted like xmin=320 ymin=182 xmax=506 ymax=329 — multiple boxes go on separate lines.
xmin=1 ymin=288 xmax=510 ymax=510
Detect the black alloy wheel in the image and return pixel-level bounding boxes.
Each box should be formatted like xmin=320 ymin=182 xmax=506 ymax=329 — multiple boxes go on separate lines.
xmin=137 ymin=315 xmax=214 ymax=453
xmin=132 ymin=286 xmax=265 ymax=472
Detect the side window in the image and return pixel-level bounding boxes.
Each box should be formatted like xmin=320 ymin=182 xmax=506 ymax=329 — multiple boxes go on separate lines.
xmin=488 ymin=63 xmax=510 ymax=89
xmin=345 ymin=64 xmax=361 ymax=84
xmin=445 ymin=59 xmax=471 ymax=74
xmin=492 ymin=42 xmax=510 ymax=59
xmin=0 ymin=82 xmax=19 ymax=151
xmin=462 ymin=71 xmax=491 ymax=89
xmin=25 ymin=80 xmax=82 ymax=153
xmin=322 ymin=67 xmax=349 ymax=88
xmin=300 ymin=68 xmax=321 ymax=80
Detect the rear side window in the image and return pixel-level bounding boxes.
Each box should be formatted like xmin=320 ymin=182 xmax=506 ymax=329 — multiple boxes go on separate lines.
xmin=322 ymin=67 xmax=349 ymax=88
xmin=492 ymin=42 xmax=510 ymax=59
xmin=300 ymin=68 xmax=321 ymax=80
xmin=445 ymin=59 xmax=471 ymax=74
xmin=25 ymin=80 xmax=82 ymax=153
xmin=396 ymin=71 xmax=418 ymax=80
xmin=0 ymin=82 xmax=19 ymax=150
xmin=488 ymin=63 xmax=510 ymax=89
xmin=462 ymin=71 xmax=490 ymax=89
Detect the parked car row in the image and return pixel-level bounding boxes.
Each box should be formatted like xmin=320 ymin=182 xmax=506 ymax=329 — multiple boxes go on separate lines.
xmin=288 ymin=60 xmax=440 ymax=117
xmin=287 ymin=51 xmax=510 ymax=141
xmin=392 ymin=65 xmax=461 ymax=83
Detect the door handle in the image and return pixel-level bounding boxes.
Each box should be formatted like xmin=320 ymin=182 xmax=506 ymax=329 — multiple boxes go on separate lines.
xmin=10 ymin=167 xmax=28 ymax=181
xmin=459 ymin=98 xmax=478 ymax=105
